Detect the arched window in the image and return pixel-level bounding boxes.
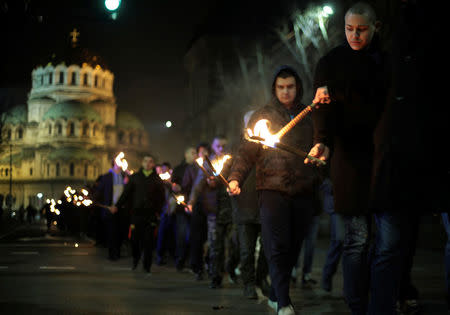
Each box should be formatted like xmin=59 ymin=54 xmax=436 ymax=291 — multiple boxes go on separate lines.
xmin=48 ymin=72 xmax=53 ymax=84
xmin=5 ymin=168 xmax=8 ymax=177
xmin=48 ymin=124 xmax=52 ymax=135
xmin=92 ymin=125 xmax=97 ymax=137
xmin=71 ymin=72 xmax=76 ymax=85
xmin=58 ymin=72 xmax=64 ymax=84
xmin=118 ymin=131 xmax=125 ymax=143
xmin=17 ymin=128 xmax=23 ymax=139
xmin=94 ymin=75 xmax=98 ymax=87
xmin=129 ymin=133 xmax=134 ymax=144
xmin=56 ymin=123 xmax=62 ymax=135
xmin=0 ymin=168 xmax=3 ymax=176
xmin=6 ymin=129 xmax=11 ymax=140
xmin=68 ymin=122 xmax=75 ymax=136
xmin=82 ymin=123 xmax=89 ymax=136
xmin=83 ymin=73 xmax=88 ymax=86
xmin=40 ymin=75 xmax=44 ymax=86
xmin=69 ymin=163 xmax=74 ymax=176
xmin=56 ymin=163 xmax=60 ymax=176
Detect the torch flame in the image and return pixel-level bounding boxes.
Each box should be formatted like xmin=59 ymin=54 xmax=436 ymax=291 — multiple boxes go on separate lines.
xmin=114 ymin=152 xmax=128 ymax=172
xmin=159 ymin=172 xmax=171 ymax=181
xmin=211 ymin=155 xmax=231 ymax=176
xmin=247 ymin=119 xmax=280 ymax=148
xmin=196 ymin=157 xmax=204 ymax=167
xmin=175 ymin=195 xmax=185 ymax=205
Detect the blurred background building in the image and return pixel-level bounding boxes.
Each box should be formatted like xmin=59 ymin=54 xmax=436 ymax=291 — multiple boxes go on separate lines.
xmin=0 ymin=30 xmax=150 ymax=212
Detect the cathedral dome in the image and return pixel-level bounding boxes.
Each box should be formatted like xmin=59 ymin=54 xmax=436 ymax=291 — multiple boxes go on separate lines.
xmin=2 ymin=105 xmax=27 ymax=125
xmin=42 ymin=100 xmax=102 ymax=122
xmin=116 ymin=110 xmax=145 ymax=130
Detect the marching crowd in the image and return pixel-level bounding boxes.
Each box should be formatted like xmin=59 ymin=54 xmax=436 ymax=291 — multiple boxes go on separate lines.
xmin=42 ymin=2 xmax=444 ymax=315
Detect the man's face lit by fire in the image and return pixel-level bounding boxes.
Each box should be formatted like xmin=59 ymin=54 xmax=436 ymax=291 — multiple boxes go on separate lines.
xmin=211 ymin=138 xmax=227 ymax=156
xmin=142 ymin=156 xmax=155 ymax=171
xmin=275 ymin=76 xmax=297 ymax=108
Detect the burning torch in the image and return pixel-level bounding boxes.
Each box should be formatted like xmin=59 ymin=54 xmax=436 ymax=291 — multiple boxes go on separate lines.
xmin=247 ymin=119 xmax=326 ymax=166
xmin=203 ymin=155 xmax=231 ymax=189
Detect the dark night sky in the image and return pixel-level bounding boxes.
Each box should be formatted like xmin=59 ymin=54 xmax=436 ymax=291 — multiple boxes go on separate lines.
xmin=0 ymin=0 xmax=304 ymax=164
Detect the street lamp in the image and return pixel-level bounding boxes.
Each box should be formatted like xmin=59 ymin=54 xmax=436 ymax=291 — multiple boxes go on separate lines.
xmin=104 ymin=0 xmax=121 ymax=20
xmin=322 ymin=5 xmax=334 ymax=17
xmin=165 ymin=121 xmax=172 ymax=128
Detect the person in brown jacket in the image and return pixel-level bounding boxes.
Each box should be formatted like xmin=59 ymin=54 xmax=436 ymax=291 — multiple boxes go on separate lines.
xmin=228 ymin=65 xmax=319 ymax=315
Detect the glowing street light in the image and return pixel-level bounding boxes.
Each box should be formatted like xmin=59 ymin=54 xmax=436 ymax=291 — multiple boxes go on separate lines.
xmin=322 ymin=5 xmax=334 ymax=17
xmin=105 ymin=0 xmax=121 ymax=11
xmin=165 ymin=121 xmax=172 ymax=128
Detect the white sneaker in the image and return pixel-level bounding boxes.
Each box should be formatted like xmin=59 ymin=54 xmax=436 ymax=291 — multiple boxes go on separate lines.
xmin=278 ymin=304 xmax=295 ymax=315
xmin=267 ymin=299 xmax=278 ymax=311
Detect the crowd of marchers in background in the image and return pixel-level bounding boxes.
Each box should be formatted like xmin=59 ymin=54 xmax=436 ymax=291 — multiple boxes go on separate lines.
xmin=1 ymin=1 xmax=446 ymax=315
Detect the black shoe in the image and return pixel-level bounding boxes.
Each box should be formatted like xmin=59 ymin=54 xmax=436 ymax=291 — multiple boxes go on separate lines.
xmin=176 ymin=262 xmax=184 ymax=272
xmin=228 ymin=272 xmax=238 ymax=284
xmin=399 ymin=299 xmax=420 ymax=315
xmin=243 ymin=285 xmax=258 ymax=299
xmin=302 ymin=274 xmax=317 ymax=289
xmin=209 ymin=278 xmax=222 ymax=289
xmin=195 ymin=272 xmax=204 ymax=281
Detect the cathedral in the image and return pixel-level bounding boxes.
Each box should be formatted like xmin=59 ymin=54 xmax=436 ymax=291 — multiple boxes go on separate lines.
xmin=0 ymin=29 xmax=150 ymax=211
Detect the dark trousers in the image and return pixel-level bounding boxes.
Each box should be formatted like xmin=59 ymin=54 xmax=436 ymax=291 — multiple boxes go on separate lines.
xmin=104 ymin=210 xmax=121 ymax=259
xmin=175 ymin=211 xmax=190 ymax=269
xmin=321 ymin=212 xmax=344 ymax=291
xmin=208 ymin=215 xmax=240 ymax=282
xmin=189 ymin=204 xmax=207 ymax=273
xmin=156 ymin=208 xmax=176 ymax=263
xmin=259 ymin=190 xmax=314 ymax=309
xmin=238 ymin=223 xmax=268 ymax=287
xmin=131 ymin=216 xmax=155 ymax=270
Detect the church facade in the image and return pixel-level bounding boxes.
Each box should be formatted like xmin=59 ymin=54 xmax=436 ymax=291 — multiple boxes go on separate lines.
xmin=0 ymin=34 xmax=150 ymax=211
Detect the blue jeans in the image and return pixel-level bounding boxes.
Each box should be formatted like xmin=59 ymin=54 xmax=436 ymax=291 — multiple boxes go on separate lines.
xmin=441 ymin=213 xmax=450 ymax=294
xmin=321 ymin=212 xmax=344 ymax=291
xmin=342 ymin=213 xmax=402 ymax=315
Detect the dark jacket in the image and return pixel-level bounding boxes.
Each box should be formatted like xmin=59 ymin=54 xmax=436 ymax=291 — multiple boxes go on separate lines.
xmin=93 ymin=171 xmax=115 ymax=207
xmin=189 ymin=154 xmax=233 ymax=223
xmin=115 ymin=168 xmax=166 ymax=221
xmin=312 ymin=37 xmax=391 ymax=215
xmin=228 ymin=100 xmax=317 ymax=197
xmin=232 ymin=166 xmax=259 ymax=224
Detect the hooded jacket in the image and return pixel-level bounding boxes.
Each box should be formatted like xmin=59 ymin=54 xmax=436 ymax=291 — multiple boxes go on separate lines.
xmin=228 ymin=66 xmax=318 ymax=196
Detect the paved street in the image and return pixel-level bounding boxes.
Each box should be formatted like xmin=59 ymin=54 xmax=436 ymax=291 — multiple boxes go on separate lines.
xmin=0 ymin=221 xmax=448 ymax=315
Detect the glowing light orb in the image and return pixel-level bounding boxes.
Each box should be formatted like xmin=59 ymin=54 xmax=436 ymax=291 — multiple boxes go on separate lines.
xmin=105 ymin=0 xmax=121 ymax=11
xmin=323 ymin=5 xmax=333 ymax=17
xmin=165 ymin=121 xmax=172 ymax=128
